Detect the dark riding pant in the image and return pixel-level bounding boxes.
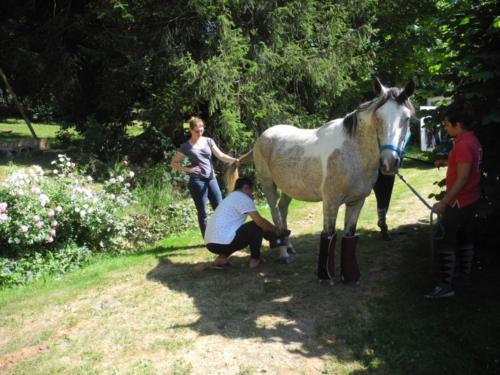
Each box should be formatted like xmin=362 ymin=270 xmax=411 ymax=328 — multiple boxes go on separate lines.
xmin=206 ymin=221 xmax=277 ymax=260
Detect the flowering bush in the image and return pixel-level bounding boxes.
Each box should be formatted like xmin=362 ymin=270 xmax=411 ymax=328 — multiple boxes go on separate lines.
xmin=0 ymin=242 xmax=92 ymax=287
xmin=0 ymin=154 xmax=135 ymax=257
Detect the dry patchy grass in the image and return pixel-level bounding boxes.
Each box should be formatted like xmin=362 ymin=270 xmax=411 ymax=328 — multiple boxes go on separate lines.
xmin=0 ymin=164 xmax=450 ymax=374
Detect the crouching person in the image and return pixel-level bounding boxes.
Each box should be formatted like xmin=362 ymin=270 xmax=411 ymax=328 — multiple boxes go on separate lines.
xmin=204 ymin=177 xmax=287 ymax=269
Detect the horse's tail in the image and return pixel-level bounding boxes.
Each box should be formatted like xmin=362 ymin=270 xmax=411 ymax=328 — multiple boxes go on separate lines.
xmin=226 ymin=149 xmax=253 ymax=192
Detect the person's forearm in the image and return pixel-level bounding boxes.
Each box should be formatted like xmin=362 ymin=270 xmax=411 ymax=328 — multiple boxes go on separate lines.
xmin=171 ymin=162 xmax=192 ymax=173
xmin=442 ymin=177 xmax=468 ymax=204
xmin=219 ymin=153 xmax=237 ymax=164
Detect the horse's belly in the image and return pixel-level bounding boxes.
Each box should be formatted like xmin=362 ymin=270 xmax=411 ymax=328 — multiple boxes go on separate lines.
xmin=270 ymin=159 xmax=324 ymax=201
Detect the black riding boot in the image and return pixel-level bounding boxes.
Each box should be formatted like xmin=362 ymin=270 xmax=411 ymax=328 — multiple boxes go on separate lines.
xmin=318 ymin=232 xmax=336 ymax=282
xmin=341 ymin=235 xmax=360 ymax=285
xmin=377 ymin=208 xmax=391 ymax=241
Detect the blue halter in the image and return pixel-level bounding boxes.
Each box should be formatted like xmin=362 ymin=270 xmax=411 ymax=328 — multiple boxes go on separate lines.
xmin=380 ymin=130 xmax=411 ymax=158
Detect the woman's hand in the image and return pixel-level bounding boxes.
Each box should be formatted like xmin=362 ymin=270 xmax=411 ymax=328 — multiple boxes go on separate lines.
xmin=188 ymin=166 xmax=201 ymax=174
xmin=432 ymin=201 xmax=446 ymax=215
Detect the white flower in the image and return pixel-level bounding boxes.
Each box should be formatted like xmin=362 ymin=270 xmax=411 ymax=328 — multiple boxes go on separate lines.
xmin=87 ymin=176 xmax=93 ymax=182
xmin=51 ymin=220 xmax=58 ymax=227
xmin=20 ymin=225 xmax=29 ymax=233
xmin=118 ymin=176 xmax=124 ymax=183
xmin=32 ymin=215 xmax=40 ymax=222
xmin=129 ymin=171 xmax=135 ymax=178
xmin=53 ymin=169 xmax=59 ymax=175
xmin=0 ymin=213 xmax=8 ymax=221
xmin=31 ymin=187 xmax=42 ymax=194
xmin=39 ymin=194 xmax=50 ymax=206
xmin=55 ymin=206 xmax=63 ymax=213
xmin=14 ymin=238 xmax=20 ymax=244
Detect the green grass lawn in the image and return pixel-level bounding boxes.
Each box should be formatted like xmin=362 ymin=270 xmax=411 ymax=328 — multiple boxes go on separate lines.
xmin=0 ymin=163 xmax=498 ymax=374
xmin=0 ymin=118 xmax=61 ymax=141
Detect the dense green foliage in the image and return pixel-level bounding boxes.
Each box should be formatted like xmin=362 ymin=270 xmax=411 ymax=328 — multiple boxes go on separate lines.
xmin=1 ymin=1 xmax=499 ymax=243
xmin=0 ymin=0 xmax=420 ymax=155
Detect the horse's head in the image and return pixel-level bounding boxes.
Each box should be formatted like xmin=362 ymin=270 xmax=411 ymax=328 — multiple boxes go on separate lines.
xmin=372 ymin=77 xmax=415 ymax=175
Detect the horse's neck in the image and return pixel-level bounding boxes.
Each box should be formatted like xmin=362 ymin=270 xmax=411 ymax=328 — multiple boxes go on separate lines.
xmin=353 ymin=115 xmax=380 ymax=169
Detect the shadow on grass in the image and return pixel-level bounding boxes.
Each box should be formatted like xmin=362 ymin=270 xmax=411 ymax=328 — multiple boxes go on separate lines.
xmin=146 ymin=222 xmax=500 ymax=374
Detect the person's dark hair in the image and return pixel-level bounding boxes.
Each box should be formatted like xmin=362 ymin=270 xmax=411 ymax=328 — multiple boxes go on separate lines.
xmin=442 ymin=100 xmax=473 ymax=130
xmin=234 ymin=177 xmax=254 ymax=191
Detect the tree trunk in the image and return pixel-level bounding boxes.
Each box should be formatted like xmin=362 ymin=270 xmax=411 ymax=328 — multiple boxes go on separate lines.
xmin=0 ymin=66 xmax=38 ymax=139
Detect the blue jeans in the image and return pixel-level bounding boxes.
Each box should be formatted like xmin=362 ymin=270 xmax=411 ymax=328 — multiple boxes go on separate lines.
xmin=188 ymin=176 xmax=223 ymax=236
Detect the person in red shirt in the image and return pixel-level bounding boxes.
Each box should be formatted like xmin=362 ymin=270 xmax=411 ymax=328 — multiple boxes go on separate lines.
xmin=425 ymin=107 xmax=482 ymax=299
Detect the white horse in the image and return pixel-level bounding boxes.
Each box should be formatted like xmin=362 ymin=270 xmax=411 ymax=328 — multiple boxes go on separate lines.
xmin=228 ymin=77 xmax=415 ymax=284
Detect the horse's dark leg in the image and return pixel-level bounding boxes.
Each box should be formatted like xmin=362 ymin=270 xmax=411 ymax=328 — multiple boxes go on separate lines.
xmin=341 ymin=199 xmax=365 ymax=285
xmin=373 ymin=172 xmax=395 ymax=241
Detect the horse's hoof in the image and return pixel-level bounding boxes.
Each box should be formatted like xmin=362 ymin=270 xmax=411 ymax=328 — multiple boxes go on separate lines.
xmin=318 ymin=278 xmax=335 ymax=286
xmin=286 ymin=246 xmax=296 ymax=255
xmin=278 ymin=255 xmax=295 ymax=264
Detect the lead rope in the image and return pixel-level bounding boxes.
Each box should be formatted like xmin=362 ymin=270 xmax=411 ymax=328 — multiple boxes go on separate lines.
xmin=396 ymin=173 xmax=436 ymax=271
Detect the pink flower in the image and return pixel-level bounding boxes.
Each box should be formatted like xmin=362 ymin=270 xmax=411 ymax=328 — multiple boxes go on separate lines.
xmin=32 ymin=215 xmax=40 ymax=222
xmin=125 ymin=182 xmax=131 ymax=188
xmin=31 ymin=187 xmax=41 ymax=194
xmin=0 ymin=202 xmax=7 ymax=213
xmin=51 ymin=220 xmax=58 ymax=227
xmin=46 ymin=209 xmax=55 ymax=217
xmin=50 ymin=229 xmax=56 ymax=236
xmin=35 ymin=222 xmax=43 ymax=229
xmin=110 ymin=178 xmax=117 ymax=184
xmin=0 ymin=213 xmax=7 ymax=221
xmin=46 ymin=236 xmax=54 ymax=243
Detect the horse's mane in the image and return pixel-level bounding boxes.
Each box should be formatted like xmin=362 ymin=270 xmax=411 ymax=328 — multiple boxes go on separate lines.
xmin=343 ymin=88 xmax=415 ymax=137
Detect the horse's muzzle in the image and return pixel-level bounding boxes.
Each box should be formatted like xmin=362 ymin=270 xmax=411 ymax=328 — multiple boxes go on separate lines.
xmin=379 ymin=155 xmax=400 ymax=175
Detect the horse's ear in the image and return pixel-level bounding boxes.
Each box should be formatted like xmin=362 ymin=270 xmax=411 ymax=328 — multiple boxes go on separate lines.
xmin=397 ymin=80 xmax=416 ymax=103
xmin=372 ymin=76 xmax=385 ymax=96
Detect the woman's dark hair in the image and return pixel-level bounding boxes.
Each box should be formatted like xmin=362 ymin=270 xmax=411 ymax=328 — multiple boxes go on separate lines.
xmin=442 ymin=99 xmax=472 ymax=130
xmin=234 ymin=177 xmax=254 ymax=191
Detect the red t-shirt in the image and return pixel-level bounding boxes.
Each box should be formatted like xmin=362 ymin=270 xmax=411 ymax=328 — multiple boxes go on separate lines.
xmin=446 ymin=131 xmax=482 ymax=207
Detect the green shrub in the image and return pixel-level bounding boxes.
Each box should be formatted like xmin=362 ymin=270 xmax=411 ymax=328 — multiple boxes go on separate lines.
xmin=0 ymin=242 xmax=92 ymax=287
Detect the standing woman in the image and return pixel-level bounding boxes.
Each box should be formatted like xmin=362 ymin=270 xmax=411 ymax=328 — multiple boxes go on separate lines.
xmin=171 ymin=116 xmax=239 ymax=237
